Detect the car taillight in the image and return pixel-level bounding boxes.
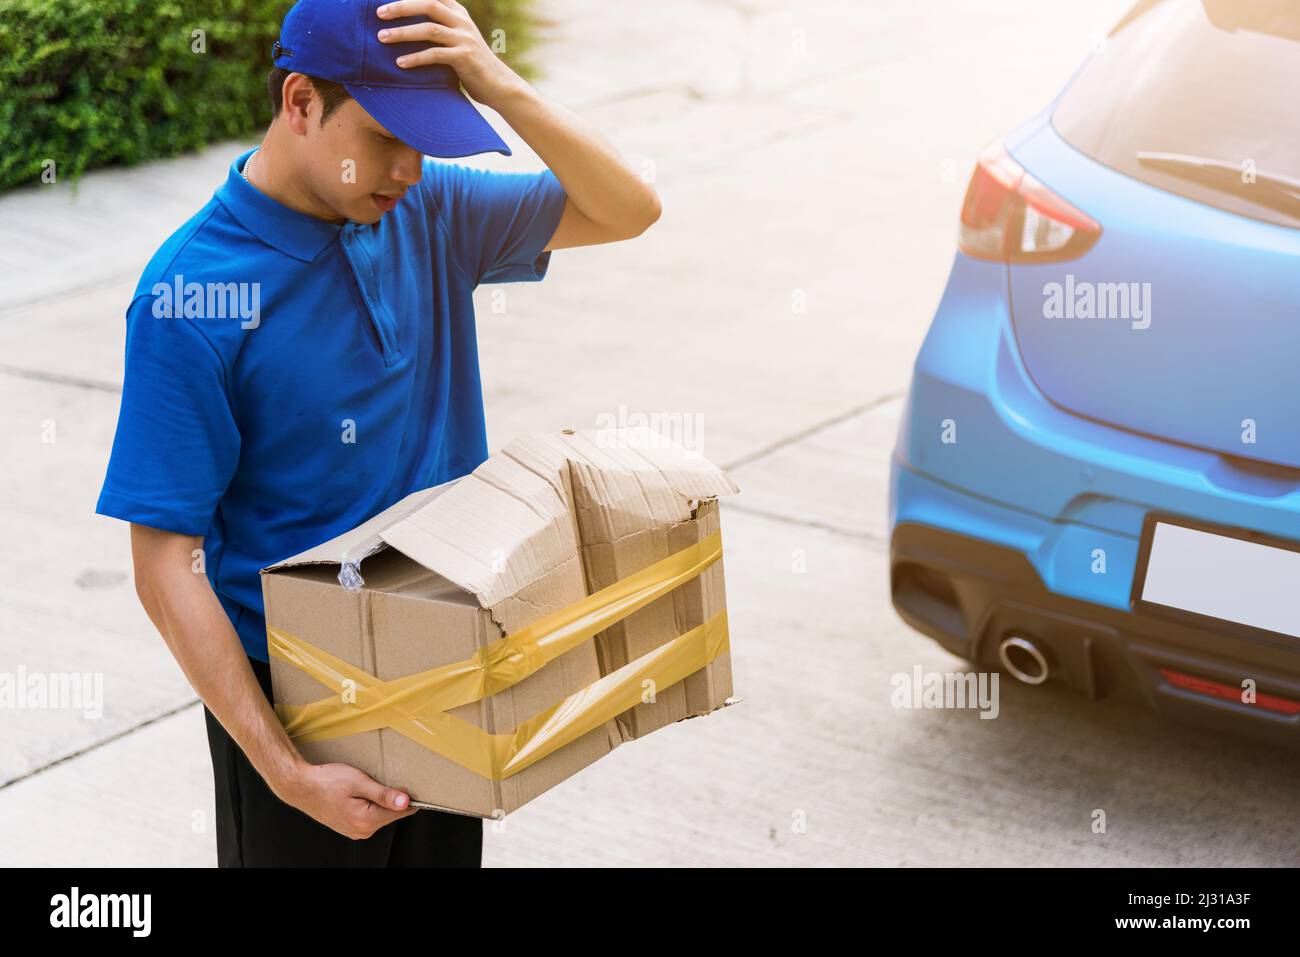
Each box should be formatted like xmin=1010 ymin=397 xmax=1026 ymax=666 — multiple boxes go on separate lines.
xmin=1160 ymin=668 xmax=1300 ymax=717
xmin=958 ymin=142 xmax=1101 ymax=263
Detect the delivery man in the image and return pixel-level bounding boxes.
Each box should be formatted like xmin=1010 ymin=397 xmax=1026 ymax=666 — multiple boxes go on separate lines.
xmin=94 ymin=0 xmax=660 ymax=866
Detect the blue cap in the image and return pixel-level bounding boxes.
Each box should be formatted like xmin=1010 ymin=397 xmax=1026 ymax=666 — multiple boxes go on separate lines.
xmin=272 ymin=0 xmax=512 ymax=158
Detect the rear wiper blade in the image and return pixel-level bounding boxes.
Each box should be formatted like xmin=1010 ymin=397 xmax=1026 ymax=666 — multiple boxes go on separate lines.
xmin=1136 ymin=151 xmax=1300 ymax=219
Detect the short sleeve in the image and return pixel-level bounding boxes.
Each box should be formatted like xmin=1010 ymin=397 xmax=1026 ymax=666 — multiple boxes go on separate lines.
xmin=421 ymin=160 xmax=569 ymax=286
xmin=95 ymin=294 xmax=241 ymax=536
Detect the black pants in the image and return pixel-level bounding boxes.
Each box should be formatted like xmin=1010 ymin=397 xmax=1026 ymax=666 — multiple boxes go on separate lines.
xmin=202 ymin=654 xmax=482 ymax=867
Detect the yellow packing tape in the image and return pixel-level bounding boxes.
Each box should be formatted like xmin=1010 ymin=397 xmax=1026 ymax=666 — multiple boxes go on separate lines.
xmin=268 ymin=530 xmax=728 ymax=780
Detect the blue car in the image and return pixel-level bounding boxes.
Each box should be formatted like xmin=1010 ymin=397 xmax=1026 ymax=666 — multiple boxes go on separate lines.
xmin=889 ymin=0 xmax=1300 ymax=747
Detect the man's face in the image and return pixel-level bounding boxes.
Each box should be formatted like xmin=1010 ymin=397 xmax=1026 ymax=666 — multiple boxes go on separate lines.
xmin=299 ymin=97 xmax=424 ymax=225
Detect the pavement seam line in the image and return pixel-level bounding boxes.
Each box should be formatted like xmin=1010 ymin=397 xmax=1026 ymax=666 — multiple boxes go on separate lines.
xmin=722 ymin=389 xmax=905 ymax=472
xmin=722 ymin=501 xmax=885 ymax=545
xmin=0 ymin=363 xmax=121 ymax=393
xmin=0 ymin=271 xmax=138 ymax=319
xmin=0 ymin=696 xmax=201 ymax=793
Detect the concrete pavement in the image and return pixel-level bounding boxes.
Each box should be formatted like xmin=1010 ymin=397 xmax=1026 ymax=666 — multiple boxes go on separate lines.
xmin=3 ymin=0 xmax=1297 ymax=867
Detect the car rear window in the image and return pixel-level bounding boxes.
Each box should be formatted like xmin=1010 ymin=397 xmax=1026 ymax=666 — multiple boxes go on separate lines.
xmin=1052 ymin=0 xmax=1300 ymax=229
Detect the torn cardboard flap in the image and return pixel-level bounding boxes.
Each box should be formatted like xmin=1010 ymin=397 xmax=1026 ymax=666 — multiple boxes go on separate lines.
xmin=264 ymin=426 xmax=738 ymax=635
xmin=505 ymin=429 xmax=740 ymax=507
xmin=262 ymin=482 xmax=460 ymax=572
xmin=377 ymin=427 xmax=739 ymax=615
xmin=380 ymin=453 xmax=576 ymax=612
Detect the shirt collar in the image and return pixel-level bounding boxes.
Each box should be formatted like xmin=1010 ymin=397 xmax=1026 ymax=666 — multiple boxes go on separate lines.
xmin=215 ymin=148 xmax=344 ymax=263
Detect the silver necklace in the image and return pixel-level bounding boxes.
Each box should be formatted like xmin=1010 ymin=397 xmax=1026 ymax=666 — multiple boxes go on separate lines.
xmin=242 ymin=149 xmax=259 ymax=183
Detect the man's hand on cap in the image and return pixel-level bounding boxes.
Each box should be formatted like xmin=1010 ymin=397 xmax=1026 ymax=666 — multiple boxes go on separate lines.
xmin=377 ymin=0 xmax=525 ymax=111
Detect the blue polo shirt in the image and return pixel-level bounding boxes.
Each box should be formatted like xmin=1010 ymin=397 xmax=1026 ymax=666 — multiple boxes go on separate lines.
xmin=96 ymin=147 xmax=568 ymax=662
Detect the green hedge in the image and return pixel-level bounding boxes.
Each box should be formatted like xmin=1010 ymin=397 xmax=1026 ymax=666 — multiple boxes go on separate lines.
xmin=0 ymin=0 xmax=536 ymax=192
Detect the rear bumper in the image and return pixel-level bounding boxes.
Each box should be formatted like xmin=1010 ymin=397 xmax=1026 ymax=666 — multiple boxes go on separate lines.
xmin=896 ymin=255 xmax=1300 ymax=547
xmin=890 ymin=462 xmax=1300 ymax=749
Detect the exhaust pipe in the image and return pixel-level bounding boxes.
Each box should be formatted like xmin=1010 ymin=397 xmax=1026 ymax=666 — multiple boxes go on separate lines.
xmin=998 ymin=634 xmax=1050 ymax=686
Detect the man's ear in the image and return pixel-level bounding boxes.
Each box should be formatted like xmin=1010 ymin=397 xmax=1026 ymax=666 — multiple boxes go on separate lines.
xmin=281 ymin=73 xmax=317 ymax=136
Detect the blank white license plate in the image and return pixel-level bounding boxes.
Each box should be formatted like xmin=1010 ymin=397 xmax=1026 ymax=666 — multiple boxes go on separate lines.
xmin=1140 ymin=521 xmax=1300 ymax=639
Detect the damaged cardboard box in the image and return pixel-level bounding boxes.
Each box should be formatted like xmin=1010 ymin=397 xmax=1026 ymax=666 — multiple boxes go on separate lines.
xmin=260 ymin=428 xmax=740 ymax=818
